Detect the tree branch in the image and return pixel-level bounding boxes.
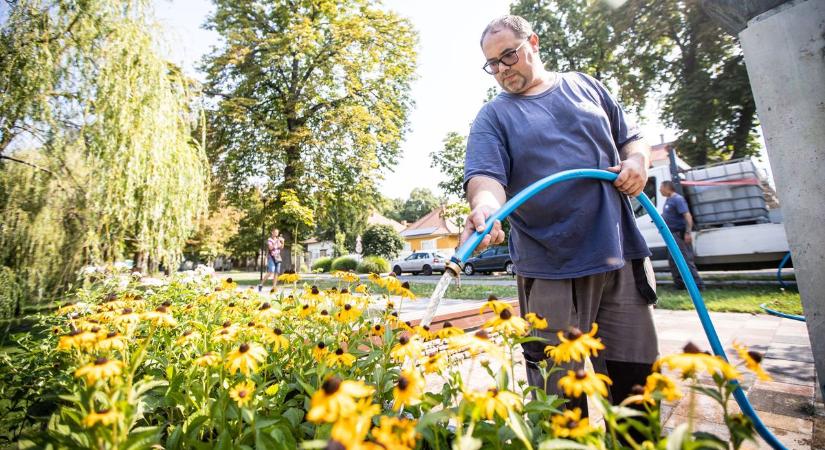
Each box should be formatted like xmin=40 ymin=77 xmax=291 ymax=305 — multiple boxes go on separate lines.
xmin=0 ymin=155 xmax=70 ymax=192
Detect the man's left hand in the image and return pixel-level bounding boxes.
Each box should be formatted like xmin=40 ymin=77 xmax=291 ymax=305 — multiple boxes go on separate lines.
xmin=607 ymin=154 xmax=647 ymax=196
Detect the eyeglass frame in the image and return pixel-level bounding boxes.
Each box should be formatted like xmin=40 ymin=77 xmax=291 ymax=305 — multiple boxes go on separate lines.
xmin=482 ymin=40 xmax=528 ymax=75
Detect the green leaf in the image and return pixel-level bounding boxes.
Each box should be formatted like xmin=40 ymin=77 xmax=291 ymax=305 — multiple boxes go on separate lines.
xmin=508 ymin=407 xmax=533 ymax=447
xmin=666 ymin=423 xmax=689 ymax=450
xmin=538 ymin=439 xmax=593 ymax=450
xmin=123 ymin=425 xmax=162 ymax=450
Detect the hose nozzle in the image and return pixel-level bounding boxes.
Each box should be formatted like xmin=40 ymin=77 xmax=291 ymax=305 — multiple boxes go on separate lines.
xmin=445 ymin=257 xmax=462 ymax=278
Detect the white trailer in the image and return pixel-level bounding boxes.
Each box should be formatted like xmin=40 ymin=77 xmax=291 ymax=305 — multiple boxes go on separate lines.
xmin=632 ymin=158 xmax=790 ymax=270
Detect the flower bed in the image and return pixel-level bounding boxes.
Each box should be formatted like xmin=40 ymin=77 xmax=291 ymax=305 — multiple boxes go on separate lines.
xmin=0 ymin=266 xmax=770 ymax=449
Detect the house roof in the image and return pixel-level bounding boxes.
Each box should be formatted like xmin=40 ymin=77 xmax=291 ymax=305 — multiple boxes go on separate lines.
xmin=650 ymin=141 xmax=691 ymax=170
xmin=368 ymin=211 xmax=406 ymax=233
xmin=400 ymin=206 xmax=459 ymax=238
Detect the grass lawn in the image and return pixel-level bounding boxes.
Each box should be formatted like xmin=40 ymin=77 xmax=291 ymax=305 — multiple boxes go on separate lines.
xmin=228 ymin=272 xmax=803 ymax=315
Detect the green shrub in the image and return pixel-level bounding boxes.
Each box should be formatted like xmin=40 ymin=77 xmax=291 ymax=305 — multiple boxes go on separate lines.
xmin=356 ymin=256 xmax=389 ymax=274
xmin=331 ymin=256 xmax=358 ymax=272
xmin=361 ymin=224 xmax=404 ymax=259
xmin=311 ymin=257 xmax=333 ymax=273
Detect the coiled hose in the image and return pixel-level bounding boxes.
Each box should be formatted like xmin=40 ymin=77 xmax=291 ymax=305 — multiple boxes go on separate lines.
xmin=450 ymin=169 xmax=788 ymax=450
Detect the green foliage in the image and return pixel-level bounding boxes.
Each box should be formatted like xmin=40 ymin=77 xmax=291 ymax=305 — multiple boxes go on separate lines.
xmin=204 ymin=0 xmax=417 ymax=251
xmin=0 ymin=267 xmax=23 ymax=319
xmin=400 ymin=188 xmax=441 ymax=223
xmin=330 ymin=256 xmax=358 ymax=272
xmin=311 ymin=257 xmax=333 ymax=273
xmin=511 ymin=0 xmax=760 ymax=165
xmin=430 ymin=132 xmax=467 ymax=199
xmin=361 ymin=224 xmax=404 ymax=260
xmin=356 ymin=256 xmax=390 ymax=274
xmin=0 ymin=0 xmax=209 ymax=306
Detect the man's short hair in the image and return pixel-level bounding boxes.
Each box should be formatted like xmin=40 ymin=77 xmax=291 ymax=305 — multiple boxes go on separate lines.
xmin=480 ymin=15 xmax=533 ymax=47
xmin=661 ymin=180 xmax=675 ymax=190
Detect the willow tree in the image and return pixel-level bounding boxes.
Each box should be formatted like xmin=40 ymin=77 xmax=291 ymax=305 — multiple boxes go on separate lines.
xmin=203 ymin=0 xmax=417 ymax=268
xmin=0 ymin=0 xmax=209 ymax=307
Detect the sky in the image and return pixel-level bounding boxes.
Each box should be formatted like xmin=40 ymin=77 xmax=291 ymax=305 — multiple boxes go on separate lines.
xmin=151 ymin=0 xmax=730 ymax=200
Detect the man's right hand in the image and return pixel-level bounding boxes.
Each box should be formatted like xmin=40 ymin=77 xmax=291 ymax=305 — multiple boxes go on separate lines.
xmin=460 ymin=205 xmax=505 ymax=251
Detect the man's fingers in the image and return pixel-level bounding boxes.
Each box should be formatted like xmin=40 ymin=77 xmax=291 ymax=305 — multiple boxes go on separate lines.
xmin=606 ymin=164 xmax=622 ymax=173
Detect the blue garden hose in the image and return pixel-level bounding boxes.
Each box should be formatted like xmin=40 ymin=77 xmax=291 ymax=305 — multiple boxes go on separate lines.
xmin=759 ymin=252 xmax=805 ymax=321
xmin=776 ymin=251 xmax=792 ymax=290
xmin=451 ymin=168 xmax=788 ymax=450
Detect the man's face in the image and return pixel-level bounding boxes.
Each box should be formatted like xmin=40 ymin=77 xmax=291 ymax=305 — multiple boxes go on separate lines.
xmin=482 ymin=29 xmax=536 ymax=94
xmin=659 ymin=185 xmax=671 ymax=196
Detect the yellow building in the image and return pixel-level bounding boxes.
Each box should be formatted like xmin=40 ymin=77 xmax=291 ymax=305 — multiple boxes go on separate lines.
xmin=400 ymin=206 xmax=460 ymax=254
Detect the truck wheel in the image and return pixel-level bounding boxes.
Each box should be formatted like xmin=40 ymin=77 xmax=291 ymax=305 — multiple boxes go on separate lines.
xmin=505 ymin=261 xmax=514 ymax=275
xmin=393 ymin=266 xmax=402 ymax=276
xmin=422 ymin=265 xmax=433 ymax=276
xmin=463 ymin=264 xmax=475 ymax=276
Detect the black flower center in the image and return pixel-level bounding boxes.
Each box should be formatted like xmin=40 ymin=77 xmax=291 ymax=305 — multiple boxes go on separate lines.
xmin=317 ymin=342 xmax=326 ymax=350
xmin=444 ymin=321 xmax=453 ymax=328
xmin=259 ymin=302 xmax=271 ymax=310
xmin=106 ymin=332 xmax=117 ymax=339
xmin=238 ymin=390 xmax=247 ymax=398
xmin=122 ymin=308 xmax=133 ymax=314
xmin=335 ymin=349 xmax=344 ymax=356
xmin=683 ymin=342 xmax=702 ymax=354
xmin=90 ymin=327 xmax=100 ymax=333
xmin=575 ymin=369 xmax=587 ymax=380
xmin=398 ymin=375 xmax=409 ymax=391
xmin=344 ymin=304 xmax=352 ymax=310
xmin=566 ymin=327 xmax=583 ymax=340
xmin=273 ymin=328 xmax=283 ymax=335
xmin=239 ymin=343 xmax=250 ymax=353
xmin=247 ymin=321 xmax=255 ymax=327
xmin=401 ymin=281 xmax=410 ymax=289
xmin=321 ymin=310 xmax=329 ymax=316
xmin=747 ymin=350 xmax=763 ymax=363
xmin=322 ymin=377 xmax=341 ymax=395
xmin=488 ymin=294 xmax=498 ymax=301
xmin=399 ymin=335 xmax=409 ymax=345
xmin=226 ymin=278 xmax=234 ymax=284
xmin=311 ymin=286 xmax=320 ymax=294
xmin=567 ymin=420 xmax=579 ymax=429
xmin=475 ymin=330 xmax=490 ymax=340
xmin=162 ymin=300 xmax=172 ymax=307
xmin=223 ymin=321 xmax=231 ymax=328
xmin=374 ymin=325 xmax=382 ymax=331
xmin=499 ymin=309 xmax=512 ymax=320
xmin=95 ymin=357 xmax=108 ymax=365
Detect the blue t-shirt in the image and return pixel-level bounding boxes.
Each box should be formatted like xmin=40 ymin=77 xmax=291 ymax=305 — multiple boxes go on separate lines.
xmin=663 ymin=193 xmax=689 ymax=232
xmin=464 ymin=72 xmax=650 ymax=279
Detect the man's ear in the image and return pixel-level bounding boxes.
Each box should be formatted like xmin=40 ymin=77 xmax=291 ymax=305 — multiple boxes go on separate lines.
xmin=529 ymin=33 xmax=539 ymax=51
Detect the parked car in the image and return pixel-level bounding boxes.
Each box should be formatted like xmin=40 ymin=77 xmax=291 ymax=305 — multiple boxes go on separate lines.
xmin=463 ymin=245 xmax=513 ymax=275
xmin=391 ymin=251 xmax=447 ymax=276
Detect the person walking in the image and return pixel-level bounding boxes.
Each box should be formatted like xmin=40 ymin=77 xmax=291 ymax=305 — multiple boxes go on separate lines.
xmin=660 ymin=180 xmax=704 ymax=290
xmin=462 ymin=15 xmax=659 ymax=413
xmin=260 ymin=228 xmax=284 ymax=292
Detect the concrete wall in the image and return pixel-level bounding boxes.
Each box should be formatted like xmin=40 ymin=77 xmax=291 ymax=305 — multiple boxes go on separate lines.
xmin=738 ymin=0 xmax=825 ymax=398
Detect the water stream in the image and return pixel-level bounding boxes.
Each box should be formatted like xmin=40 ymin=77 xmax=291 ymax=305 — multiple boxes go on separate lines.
xmin=419 ymin=271 xmax=456 ymax=326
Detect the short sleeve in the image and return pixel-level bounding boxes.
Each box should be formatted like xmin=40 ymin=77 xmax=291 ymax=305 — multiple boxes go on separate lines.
xmin=464 ymin=106 xmax=510 ymax=191
xmin=676 ymin=197 xmax=689 ymax=215
xmin=578 ymin=73 xmax=642 ymax=149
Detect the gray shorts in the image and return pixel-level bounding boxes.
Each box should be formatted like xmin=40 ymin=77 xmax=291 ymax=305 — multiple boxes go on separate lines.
xmin=518 ymin=260 xmax=659 ymax=392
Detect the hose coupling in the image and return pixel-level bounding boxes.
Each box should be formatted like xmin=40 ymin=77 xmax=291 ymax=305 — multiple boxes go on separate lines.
xmin=445 ymin=257 xmax=462 ymax=278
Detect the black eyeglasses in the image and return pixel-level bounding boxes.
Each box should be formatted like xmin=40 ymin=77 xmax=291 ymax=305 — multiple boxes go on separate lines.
xmin=482 ymin=41 xmax=527 ymax=75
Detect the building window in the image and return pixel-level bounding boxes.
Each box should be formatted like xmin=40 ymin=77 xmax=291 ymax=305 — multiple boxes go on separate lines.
xmin=320 ymin=249 xmax=328 ymax=257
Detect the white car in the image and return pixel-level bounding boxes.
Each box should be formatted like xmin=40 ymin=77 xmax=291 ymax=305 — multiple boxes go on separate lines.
xmin=391 ymin=251 xmax=448 ymax=276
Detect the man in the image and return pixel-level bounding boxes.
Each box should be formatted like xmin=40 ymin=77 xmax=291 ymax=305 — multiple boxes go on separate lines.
xmin=461 ymin=15 xmax=658 ymax=412
xmin=260 ymin=228 xmax=284 ymax=291
xmin=660 ymin=180 xmax=704 ymax=290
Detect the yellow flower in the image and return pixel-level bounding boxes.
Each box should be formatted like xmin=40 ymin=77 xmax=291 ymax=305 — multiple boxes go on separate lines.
xmin=304 ymin=286 xmax=324 ymax=303
xmin=421 ymin=353 xmax=446 ymax=374
xmin=298 ymin=303 xmax=316 ymax=318
xmin=327 ymin=348 xmax=357 ymax=368
xmin=368 ymin=273 xmax=385 ymax=288
xmin=732 ymin=341 xmax=772 ymax=381
xmin=96 ymin=331 xmax=127 ymax=351
xmin=141 ymin=306 xmax=178 ymax=327
xmin=277 ymin=271 xmax=300 ymax=284
xmin=525 ymin=312 xmax=548 ymax=330
xmin=75 ymin=358 xmax=124 ymax=384
xmin=653 ymin=342 xmax=740 ymax=380
xmin=219 ymin=278 xmax=237 ymax=291
xmin=318 ymin=309 xmax=332 ymax=322
xmin=383 ymin=275 xmax=402 ymax=292
xmin=83 ymin=408 xmax=119 ymax=427
xmin=263 ymin=327 xmax=289 ymax=352
xmin=229 ymin=380 xmax=256 ymax=407
xmin=448 ymin=330 xmax=504 ymax=360
xmin=265 ymin=383 xmax=280 ymax=396
xmin=335 ymin=304 xmax=362 ymax=323
xmin=390 ymin=335 xmax=424 ymax=363
xmin=112 ymin=308 xmax=141 ymax=326
xmin=411 ymin=325 xmax=433 ymax=341
xmin=355 ymin=283 xmax=369 ymax=294
xmin=175 ymin=330 xmax=201 ymax=346
xmin=544 ymin=324 xmax=605 ymax=364
xmin=225 ymin=342 xmax=267 ymax=376
xmin=313 ymin=341 xmax=330 ymax=362
xmin=393 ymin=369 xmax=424 ymax=411
xmin=255 ymin=302 xmax=282 ymax=321
xmin=484 ymin=308 xmax=529 ymax=337
xmin=479 ymin=296 xmax=512 ymax=315
xmin=193 ymin=352 xmax=221 ymax=367
xmin=370 ymin=323 xmax=386 ymax=338
xmin=372 ymin=416 xmax=419 ymax=449
xmin=550 ymin=408 xmax=592 ymax=439
xmin=435 ymin=321 xmax=464 ymax=339
xmin=465 ymin=388 xmax=523 ymax=420
xmin=328 ymin=398 xmax=380 ymax=449
xmin=333 ymin=271 xmax=360 ymax=283
xmin=643 ymin=372 xmax=683 ymax=402
xmin=306 ymin=376 xmax=375 ymax=423
xmin=558 ymin=369 xmax=612 ymax=398
xmin=57 ymin=329 xmax=98 ymax=351
xmin=393 ymin=282 xmax=416 ymax=300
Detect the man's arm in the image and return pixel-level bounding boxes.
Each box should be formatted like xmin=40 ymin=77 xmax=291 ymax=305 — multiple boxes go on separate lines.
xmin=607 ymin=139 xmax=651 ymax=196
xmin=461 ymin=176 xmax=506 ymax=250
xmin=683 ymin=211 xmax=695 ymax=244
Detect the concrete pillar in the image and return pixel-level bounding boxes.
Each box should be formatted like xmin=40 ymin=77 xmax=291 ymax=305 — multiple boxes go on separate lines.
xmin=704 ymin=0 xmax=825 ymax=399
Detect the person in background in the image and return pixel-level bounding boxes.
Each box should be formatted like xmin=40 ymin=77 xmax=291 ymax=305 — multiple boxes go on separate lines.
xmin=660 ymin=180 xmax=704 ymax=290
xmin=260 ymin=228 xmax=285 ymax=291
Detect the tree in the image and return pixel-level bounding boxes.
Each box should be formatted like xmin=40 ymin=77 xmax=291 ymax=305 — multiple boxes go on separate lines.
xmin=511 ymin=0 xmax=760 ymax=165
xmin=361 ymin=224 xmax=404 ymax=260
xmin=401 ymin=188 xmax=441 ymax=223
xmin=430 ymin=132 xmax=467 ymax=199
xmin=203 ymin=0 xmax=417 ymax=267
xmin=0 ymin=0 xmax=208 ymax=305
xmin=187 ymin=201 xmax=244 ymax=266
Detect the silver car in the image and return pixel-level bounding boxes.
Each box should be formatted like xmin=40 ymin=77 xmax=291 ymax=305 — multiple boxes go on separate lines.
xmin=391 ymin=251 xmax=448 ymax=276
